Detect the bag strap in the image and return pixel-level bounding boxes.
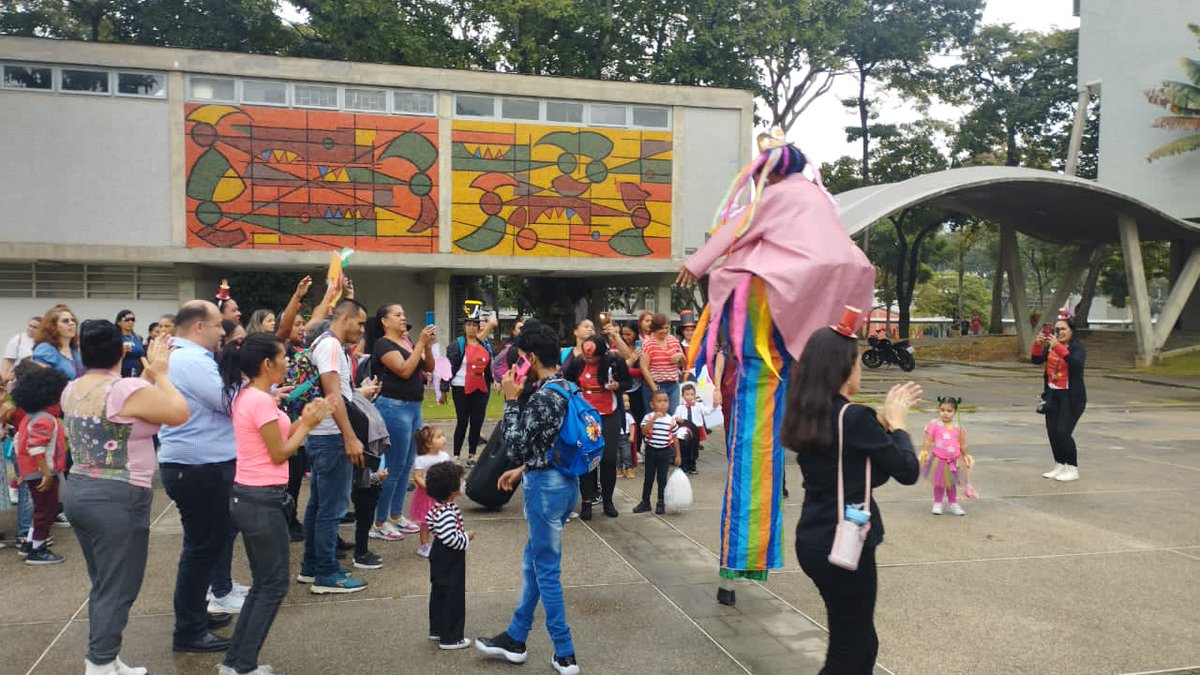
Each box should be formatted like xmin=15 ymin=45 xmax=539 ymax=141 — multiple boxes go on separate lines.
xmin=834 ymin=403 xmax=871 ymax=522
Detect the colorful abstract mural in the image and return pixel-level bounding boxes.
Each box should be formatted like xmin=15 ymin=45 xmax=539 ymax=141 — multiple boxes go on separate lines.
xmin=185 ymin=104 xmax=438 ymax=252
xmin=451 ymin=121 xmax=672 ymax=258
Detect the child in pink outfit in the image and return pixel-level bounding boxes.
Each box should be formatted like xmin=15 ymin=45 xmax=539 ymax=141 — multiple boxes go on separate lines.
xmin=920 ymin=397 xmax=971 ymax=516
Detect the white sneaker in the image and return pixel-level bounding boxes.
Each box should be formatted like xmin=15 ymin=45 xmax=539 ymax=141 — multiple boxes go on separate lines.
xmin=369 ymin=522 xmax=405 ymax=541
xmin=208 ymin=590 xmax=244 ymax=614
xmin=1055 ymin=465 xmax=1080 ymax=482
xmin=392 ymin=516 xmax=421 ymax=534
xmin=7 ymin=485 xmax=17 ymax=504
xmin=218 ymin=665 xmax=277 ymax=675
xmin=85 ymin=658 xmax=118 ymax=675
xmin=439 ymin=638 xmax=473 ymax=650
xmin=1042 ymin=463 xmax=1065 ymax=479
xmin=416 ymin=542 xmax=432 ymax=558
xmin=931 ymin=503 xmax=943 ymax=515
xmin=948 ymin=503 xmax=966 ymax=516
xmin=113 ymin=657 xmax=147 ymax=675
xmin=231 ymin=581 xmax=251 ymax=596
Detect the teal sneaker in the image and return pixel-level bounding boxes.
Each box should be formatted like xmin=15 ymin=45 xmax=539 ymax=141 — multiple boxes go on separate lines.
xmin=311 ymin=570 xmax=367 ymax=594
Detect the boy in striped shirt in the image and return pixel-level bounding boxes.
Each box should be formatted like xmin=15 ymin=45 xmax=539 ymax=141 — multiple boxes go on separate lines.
xmin=424 ymin=461 xmax=474 ymax=650
xmin=634 ymin=390 xmax=682 ymax=515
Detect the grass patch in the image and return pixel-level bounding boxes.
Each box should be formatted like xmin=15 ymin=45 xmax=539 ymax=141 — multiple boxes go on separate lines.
xmin=912 ymin=336 xmax=1024 ymax=363
xmin=1138 ymin=350 xmax=1200 ymax=377
xmin=420 ymin=390 xmax=507 ymax=421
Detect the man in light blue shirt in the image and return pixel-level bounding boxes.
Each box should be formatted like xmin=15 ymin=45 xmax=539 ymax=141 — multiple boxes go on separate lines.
xmin=159 ymin=300 xmax=240 ymax=653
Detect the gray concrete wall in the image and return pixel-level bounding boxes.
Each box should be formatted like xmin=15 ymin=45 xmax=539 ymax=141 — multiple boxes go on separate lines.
xmin=0 ymin=92 xmax=173 ymax=246
xmin=677 ymin=107 xmax=745 ymax=256
xmin=1079 ymin=0 xmax=1200 ymax=220
xmin=0 ymin=298 xmax=182 ymax=345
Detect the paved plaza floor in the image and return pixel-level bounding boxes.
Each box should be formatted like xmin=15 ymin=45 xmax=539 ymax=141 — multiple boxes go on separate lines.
xmin=3 ymin=361 xmax=1199 ymax=674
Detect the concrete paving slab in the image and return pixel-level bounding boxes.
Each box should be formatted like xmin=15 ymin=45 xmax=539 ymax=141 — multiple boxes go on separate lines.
xmin=1004 ymin=489 xmax=1200 ymax=548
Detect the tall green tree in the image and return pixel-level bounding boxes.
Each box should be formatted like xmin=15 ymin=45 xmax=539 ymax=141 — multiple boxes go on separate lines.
xmin=1146 ymin=23 xmax=1200 ymax=161
xmin=291 ymin=0 xmax=469 ymax=67
xmin=838 ymin=0 xmax=983 ymax=184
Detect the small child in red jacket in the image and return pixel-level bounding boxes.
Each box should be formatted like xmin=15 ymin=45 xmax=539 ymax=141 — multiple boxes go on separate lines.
xmin=13 ymin=365 xmax=69 ymax=565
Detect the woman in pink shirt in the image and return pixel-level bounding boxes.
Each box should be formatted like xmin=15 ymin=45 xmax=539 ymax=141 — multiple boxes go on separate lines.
xmin=218 ymin=333 xmax=330 ymax=675
xmin=62 ymin=320 xmax=189 ymax=675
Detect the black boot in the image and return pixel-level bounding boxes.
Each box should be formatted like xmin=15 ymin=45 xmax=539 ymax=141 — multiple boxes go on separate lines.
xmin=717 ymin=588 xmax=736 ymax=606
xmin=602 ymin=502 xmax=619 ymax=518
xmin=632 ymin=501 xmax=651 ymax=514
xmin=580 ymin=502 xmax=592 ymax=521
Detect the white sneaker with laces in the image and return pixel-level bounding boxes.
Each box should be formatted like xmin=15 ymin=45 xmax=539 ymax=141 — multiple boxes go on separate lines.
xmin=1055 ymin=465 xmax=1080 ymax=482
xmin=231 ymin=581 xmax=251 ymax=596
xmin=85 ymin=658 xmax=118 ymax=675
xmin=948 ymin=503 xmax=966 ymax=516
xmin=1042 ymin=463 xmax=1065 ymax=479
xmin=439 ymin=638 xmax=473 ymax=650
xmin=369 ymin=522 xmax=405 ymax=541
xmin=208 ymin=590 xmax=245 ymax=614
xmin=931 ymin=503 xmax=943 ymax=515
xmin=393 ymin=516 xmax=421 ymax=534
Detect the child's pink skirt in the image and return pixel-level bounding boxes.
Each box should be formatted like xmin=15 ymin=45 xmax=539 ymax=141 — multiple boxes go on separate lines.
xmin=408 ymin=485 xmax=436 ymax=527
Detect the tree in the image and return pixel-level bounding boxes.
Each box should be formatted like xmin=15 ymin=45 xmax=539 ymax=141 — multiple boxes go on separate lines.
xmin=291 ymin=0 xmax=469 ymax=67
xmin=915 ymin=270 xmax=990 ymax=320
xmin=838 ymin=0 xmax=983 ymax=184
xmin=1146 ymin=23 xmax=1200 ymax=161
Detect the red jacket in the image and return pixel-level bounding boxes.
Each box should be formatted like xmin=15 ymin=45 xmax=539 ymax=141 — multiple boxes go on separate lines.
xmin=16 ymin=405 xmax=67 ymax=479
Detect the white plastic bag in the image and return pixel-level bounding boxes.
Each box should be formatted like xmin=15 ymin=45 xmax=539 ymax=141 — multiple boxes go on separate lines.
xmin=663 ymin=468 xmax=693 ymax=513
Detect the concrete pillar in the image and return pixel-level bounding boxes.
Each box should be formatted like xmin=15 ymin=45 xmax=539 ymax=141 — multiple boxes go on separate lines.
xmin=1046 ymin=245 xmax=1095 ymax=321
xmin=655 ymin=281 xmax=674 ymax=318
xmin=1117 ymin=214 xmax=1157 ymax=366
xmin=433 ymin=271 xmax=452 ymax=355
xmin=175 ymin=263 xmax=199 ymax=304
xmin=1153 ymin=247 xmax=1200 ymax=350
xmin=1000 ymin=224 xmax=1033 ymax=355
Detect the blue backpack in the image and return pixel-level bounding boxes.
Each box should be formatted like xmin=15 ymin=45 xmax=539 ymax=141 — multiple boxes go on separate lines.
xmin=542 ymin=380 xmax=605 ymax=477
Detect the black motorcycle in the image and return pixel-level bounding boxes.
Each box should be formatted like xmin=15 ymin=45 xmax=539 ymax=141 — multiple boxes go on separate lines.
xmin=862 ymin=335 xmax=916 ymax=372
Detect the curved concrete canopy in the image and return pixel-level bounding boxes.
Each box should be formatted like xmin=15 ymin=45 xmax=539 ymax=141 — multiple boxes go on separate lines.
xmin=835 ymin=166 xmax=1200 ymax=244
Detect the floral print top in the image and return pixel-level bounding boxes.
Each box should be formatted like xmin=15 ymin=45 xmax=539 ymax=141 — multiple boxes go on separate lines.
xmin=62 ymin=374 xmax=159 ymax=488
xmin=503 ymin=375 xmax=569 ymax=470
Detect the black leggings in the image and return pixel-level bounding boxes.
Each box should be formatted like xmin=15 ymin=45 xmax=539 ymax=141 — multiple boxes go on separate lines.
xmin=796 ymin=543 xmax=878 ymax=675
xmin=286 ymin=447 xmax=308 ymax=526
xmin=641 ymin=447 xmax=673 ymax=504
xmin=582 ymin=412 xmax=622 ymax=506
xmin=452 ymin=387 xmax=488 ymax=458
xmin=1045 ymin=390 xmax=1084 ymax=467
xmin=350 ymin=484 xmax=380 ymax=556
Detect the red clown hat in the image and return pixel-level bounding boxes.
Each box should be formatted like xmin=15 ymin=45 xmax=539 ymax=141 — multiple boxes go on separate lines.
xmin=215 ymin=279 xmax=232 ymax=303
xmin=829 ymin=306 xmax=862 ymax=338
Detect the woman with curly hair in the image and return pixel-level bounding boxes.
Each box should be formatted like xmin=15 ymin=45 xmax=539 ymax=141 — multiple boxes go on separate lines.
xmin=32 ymin=304 xmax=82 ymax=380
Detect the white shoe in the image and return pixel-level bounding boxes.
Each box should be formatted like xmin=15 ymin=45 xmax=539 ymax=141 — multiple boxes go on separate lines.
xmin=208 ymin=590 xmax=244 ymax=614
xmin=392 ymin=516 xmax=421 ymax=534
xmin=113 ymin=657 xmax=147 ymax=675
xmin=369 ymin=523 xmax=405 ymax=541
xmin=416 ymin=543 xmax=432 ymax=558
xmin=948 ymin=503 xmax=966 ymax=516
xmin=85 ymin=658 xmax=118 ymax=675
xmin=439 ymin=638 xmax=473 ymax=650
xmin=931 ymin=503 xmax=943 ymax=515
xmin=218 ymin=666 xmax=277 ymax=675
xmin=206 ymin=581 xmax=250 ymax=602
xmin=1042 ymin=463 xmax=1065 ymax=479
xmin=7 ymin=485 xmax=17 ymax=504
xmin=1055 ymin=465 xmax=1080 ymax=482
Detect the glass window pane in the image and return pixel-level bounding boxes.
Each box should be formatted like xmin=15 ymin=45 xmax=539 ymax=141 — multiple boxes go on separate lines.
xmin=501 ymin=98 xmax=540 ymax=120
xmin=61 ymin=69 xmax=109 ymax=93
xmin=294 ymin=84 xmax=338 ymax=108
xmin=546 ymin=101 xmax=584 ymax=123
xmin=395 ymin=91 xmax=435 ymax=114
xmin=3 ymin=65 xmax=53 ymax=90
xmin=589 ymin=103 xmax=626 ymax=126
xmin=455 ymin=94 xmax=494 ymax=117
xmin=632 ymin=106 xmax=670 ymax=128
xmin=189 ymin=76 xmax=235 ymax=101
xmin=345 ymin=88 xmax=387 ymax=112
xmin=117 ymin=72 xmax=166 ymax=97
xmin=242 ymin=80 xmax=287 ymax=105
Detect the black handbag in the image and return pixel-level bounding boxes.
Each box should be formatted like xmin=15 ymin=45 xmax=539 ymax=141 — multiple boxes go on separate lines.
xmin=465 ymin=419 xmax=517 ymax=510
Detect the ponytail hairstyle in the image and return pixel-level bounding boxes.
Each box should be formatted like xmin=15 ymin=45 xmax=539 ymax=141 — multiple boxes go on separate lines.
xmin=413 ymin=425 xmax=439 ymax=456
xmin=363 ymin=304 xmax=399 ymax=357
xmin=217 ymin=332 xmax=283 ymax=412
xmin=936 ymin=396 xmax=962 ymax=412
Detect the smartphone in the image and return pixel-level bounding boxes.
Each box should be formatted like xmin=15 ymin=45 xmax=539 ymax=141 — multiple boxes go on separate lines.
xmin=1041 ymin=323 xmax=1052 ymax=337
xmin=599 ymin=311 xmax=611 ymax=326
xmin=512 ymin=355 xmax=532 ymax=381
xmin=425 ymin=310 xmax=435 ymax=327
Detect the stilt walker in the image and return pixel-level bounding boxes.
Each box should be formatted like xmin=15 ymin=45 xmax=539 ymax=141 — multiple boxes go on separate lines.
xmin=677 ymin=129 xmax=875 ymax=605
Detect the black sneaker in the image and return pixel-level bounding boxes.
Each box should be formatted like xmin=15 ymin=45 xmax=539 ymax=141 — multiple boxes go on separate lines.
xmin=579 ymin=502 xmax=592 ymax=521
xmin=632 ymin=501 xmax=651 ymax=514
xmin=17 ymin=539 xmax=31 ymax=557
xmin=552 ymin=654 xmax=581 ymax=674
xmin=475 ymin=632 xmax=528 ymax=664
xmin=26 ymin=546 xmax=64 ymax=565
xmin=655 ymin=502 xmax=665 ymax=515
xmin=353 ymin=550 xmax=383 ymax=570
xmin=602 ymin=502 xmax=619 ymax=518
xmin=590 ymin=494 xmax=602 ymax=505
xmin=336 ymin=536 xmax=354 ymax=551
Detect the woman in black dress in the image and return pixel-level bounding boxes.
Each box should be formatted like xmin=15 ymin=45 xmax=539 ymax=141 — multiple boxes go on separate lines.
xmin=783 ymin=318 xmax=921 ymax=674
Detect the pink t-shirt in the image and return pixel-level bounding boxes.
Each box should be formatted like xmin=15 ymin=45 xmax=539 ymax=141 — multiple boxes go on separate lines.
xmin=105 ymin=378 xmax=161 ymax=488
xmin=232 ymin=387 xmax=291 ymax=486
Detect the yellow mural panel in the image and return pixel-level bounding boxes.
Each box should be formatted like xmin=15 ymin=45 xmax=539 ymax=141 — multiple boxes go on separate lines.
xmin=451 ymin=120 xmax=672 ymax=258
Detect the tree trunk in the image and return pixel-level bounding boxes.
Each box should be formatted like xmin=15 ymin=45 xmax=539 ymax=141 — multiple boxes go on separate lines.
xmin=858 ymin=72 xmax=871 ymax=186
xmin=1076 ymin=245 xmax=1107 ymax=328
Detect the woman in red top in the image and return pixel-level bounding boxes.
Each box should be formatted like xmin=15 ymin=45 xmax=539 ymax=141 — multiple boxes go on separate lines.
xmin=1031 ymin=315 xmax=1087 ymax=482
xmin=563 ymin=336 xmax=632 ymax=520
xmin=638 ymin=313 xmax=686 ymax=414
xmin=445 ymin=315 xmax=497 ymax=466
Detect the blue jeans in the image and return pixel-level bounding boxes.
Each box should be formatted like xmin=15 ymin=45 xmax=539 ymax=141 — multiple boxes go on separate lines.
xmin=373 ymin=396 xmax=422 ymax=523
xmin=642 ymin=380 xmax=680 ymax=414
xmin=507 ymin=468 xmax=578 ymax=657
xmin=11 ymin=456 xmax=32 ymax=537
xmin=302 ymin=434 xmax=352 ymax=577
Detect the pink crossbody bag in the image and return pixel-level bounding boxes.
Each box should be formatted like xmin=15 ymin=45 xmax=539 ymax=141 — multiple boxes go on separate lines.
xmin=829 ymin=404 xmax=872 ymax=571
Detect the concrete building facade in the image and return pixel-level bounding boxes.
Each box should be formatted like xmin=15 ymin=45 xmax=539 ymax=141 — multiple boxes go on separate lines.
xmin=0 ymin=37 xmax=752 ymax=340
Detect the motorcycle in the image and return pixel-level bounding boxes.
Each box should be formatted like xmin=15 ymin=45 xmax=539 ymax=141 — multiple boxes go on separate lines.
xmin=862 ymin=335 xmax=916 ymax=372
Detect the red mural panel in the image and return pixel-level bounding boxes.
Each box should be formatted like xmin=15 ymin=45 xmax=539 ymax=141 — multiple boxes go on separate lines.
xmin=184 ymin=104 xmax=439 ymax=252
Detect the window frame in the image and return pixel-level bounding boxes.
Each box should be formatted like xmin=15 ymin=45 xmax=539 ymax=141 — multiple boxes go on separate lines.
xmin=58 ymin=67 xmax=113 ymax=96
xmin=240 ymin=78 xmax=290 ymax=107
xmin=344 ymin=87 xmax=389 ymax=113
xmin=587 ymin=103 xmax=628 ymax=128
xmin=115 ymin=70 xmax=168 ymax=99
xmin=500 ymin=97 xmax=541 ymax=121
xmin=292 ymin=82 xmax=340 ymax=110
xmin=454 ymin=93 xmax=497 ymax=118
xmin=393 ymin=89 xmax=437 ymax=116
xmin=187 ymin=75 xmax=237 ymax=103
xmin=1 ymin=63 xmax=55 ymax=93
